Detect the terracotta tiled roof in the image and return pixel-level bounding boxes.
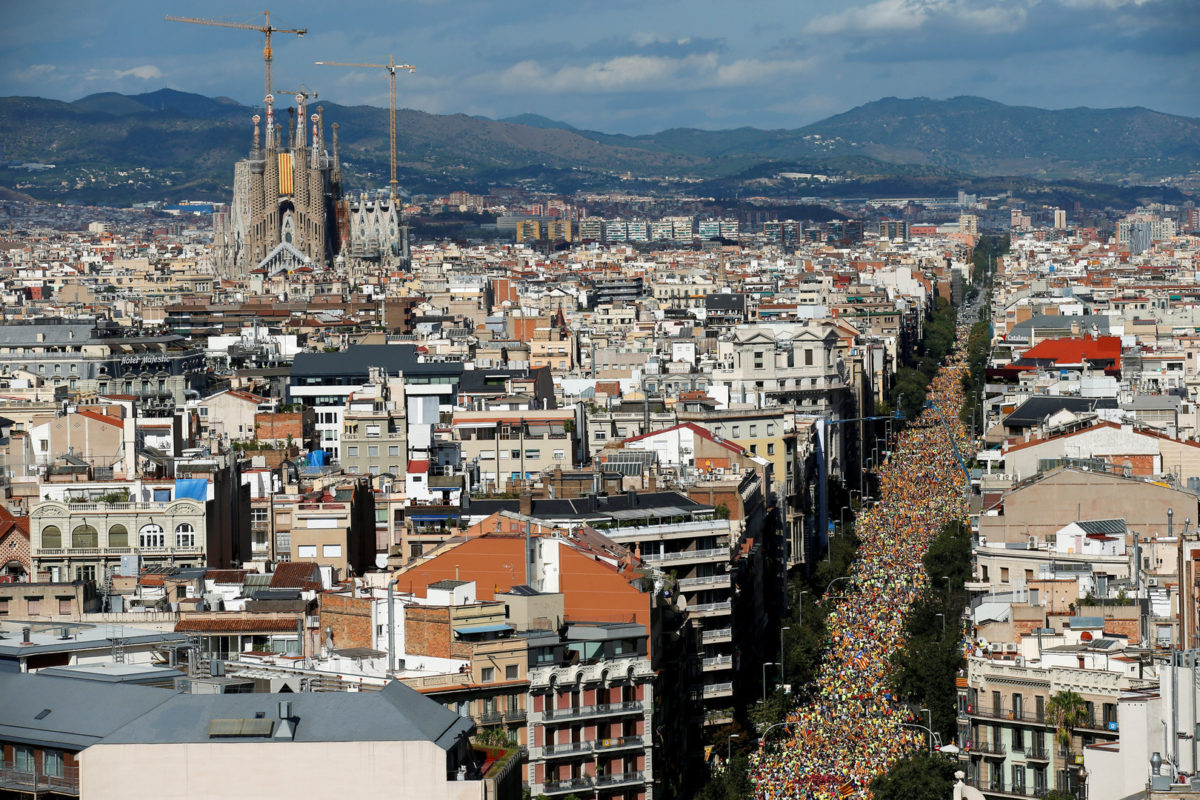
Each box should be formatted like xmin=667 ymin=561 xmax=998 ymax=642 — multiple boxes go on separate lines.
xmin=269 ymin=561 xmax=322 ymax=589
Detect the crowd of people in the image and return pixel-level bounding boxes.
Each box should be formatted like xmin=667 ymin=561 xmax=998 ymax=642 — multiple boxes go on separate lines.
xmin=749 ymin=329 xmax=974 ymax=799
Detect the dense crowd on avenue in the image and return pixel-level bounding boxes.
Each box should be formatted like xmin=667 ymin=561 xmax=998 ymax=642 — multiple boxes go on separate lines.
xmin=749 ymin=328 xmax=972 ymax=799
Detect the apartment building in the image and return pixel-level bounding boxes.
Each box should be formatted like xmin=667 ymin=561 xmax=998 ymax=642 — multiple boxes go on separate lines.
xmin=340 ymin=376 xmax=408 ymax=477
xmin=30 ymin=495 xmax=207 ymax=582
xmin=959 ymin=648 xmax=1151 ymax=799
xmin=450 ymin=410 xmax=577 ymax=493
xmin=526 ymin=621 xmax=655 ymax=800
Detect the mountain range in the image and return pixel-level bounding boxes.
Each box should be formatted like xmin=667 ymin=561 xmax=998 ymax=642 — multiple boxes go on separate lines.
xmin=1 ymin=89 xmax=1197 ymax=204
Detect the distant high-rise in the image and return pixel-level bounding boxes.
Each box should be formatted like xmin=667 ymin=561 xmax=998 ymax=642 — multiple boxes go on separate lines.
xmin=958 ymin=214 xmax=979 ymax=236
xmin=1053 ymin=208 xmax=1068 ymax=230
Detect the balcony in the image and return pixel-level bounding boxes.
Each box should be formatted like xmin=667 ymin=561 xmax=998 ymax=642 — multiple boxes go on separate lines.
xmin=703 ymin=682 xmax=733 ymax=698
xmin=970 ymin=707 xmax=1046 ymax=725
xmin=478 ymin=711 xmax=504 ymax=726
xmin=970 ymin=741 xmax=1006 ymax=758
xmin=541 ymin=740 xmax=594 ymax=759
xmin=702 ymin=655 xmax=734 ymax=671
xmin=504 ymin=709 xmax=527 ymax=723
xmin=541 ymin=701 xmax=643 ymax=722
xmin=595 ymin=771 xmax=645 ymax=789
xmin=642 ymin=547 xmax=728 ymax=565
xmin=984 ymin=782 xmax=1049 ymax=798
xmin=542 ymin=777 xmax=593 ymax=795
xmin=679 ymin=574 xmax=732 ymax=590
xmin=688 ymin=601 xmax=732 ymax=617
xmin=0 ymin=762 xmax=79 ymax=797
xmin=702 ymin=628 xmax=732 ymax=643
xmin=596 ymin=735 xmax=645 ymax=753
xmin=1023 ymin=746 xmax=1051 ymax=761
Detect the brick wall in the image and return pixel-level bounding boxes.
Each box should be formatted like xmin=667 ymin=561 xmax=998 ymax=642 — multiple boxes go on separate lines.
xmin=405 ymin=605 xmax=452 ymax=658
xmin=318 ymin=593 xmax=374 ymax=650
xmin=256 ymin=411 xmax=312 ymax=446
xmin=0 ymin=527 xmax=31 ymax=578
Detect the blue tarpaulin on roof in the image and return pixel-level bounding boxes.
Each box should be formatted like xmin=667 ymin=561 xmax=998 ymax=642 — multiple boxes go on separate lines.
xmin=454 ymin=624 xmax=513 ymax=635
xmin=173 ymin=478 xmax=208 ymax=501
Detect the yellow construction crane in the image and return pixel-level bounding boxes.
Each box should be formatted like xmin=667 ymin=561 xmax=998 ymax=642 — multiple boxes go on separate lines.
xmin=315 ymin=56 xmax=414 ymax=195
xmin=166 ymin=11 xmax=306 ymax=104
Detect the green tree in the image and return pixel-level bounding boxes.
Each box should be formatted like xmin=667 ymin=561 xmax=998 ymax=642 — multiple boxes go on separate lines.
xmin=870 ymin=753 xmax=957 ymax=800
xmin=1047 ymin=690 xmax=1089 ymax=751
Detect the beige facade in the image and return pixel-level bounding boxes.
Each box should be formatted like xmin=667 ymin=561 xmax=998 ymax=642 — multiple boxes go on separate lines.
xmin=81 ymin=740 xmax=488 ymax=800
xmin=290 ymin=500 xmax=354 ymax=574
xmin=29 ymin=498 xmax=207 ymax=582
xmin=451 ymin=411 xmax=576 ymax=493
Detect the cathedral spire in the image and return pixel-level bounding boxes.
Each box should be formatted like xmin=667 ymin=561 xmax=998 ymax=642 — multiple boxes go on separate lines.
xmin=295 ymin=93 xmax=307 ymax=150
xmin=287 ymin=107 xmax=295 ymax=150
xmin=251 ymin=114 xmax=261 ymax=157
xmin=332 ymin=122 xmax=342 ymax=184
xmin=310 ymin=114 xmax=320 ymax=169
xmin=264 ymin=95 xmax=275 ymax=151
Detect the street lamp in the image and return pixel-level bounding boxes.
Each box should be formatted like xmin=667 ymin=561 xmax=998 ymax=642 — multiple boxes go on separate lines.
xmin=728 ymin=733 xmax=739 ymax=763
xmin=936 ymin=613 xmax=946 ymax=635
xmin=796 ymin=590 xmax=809 ymax=626
xmin=762 ymin=661 xmax=780 ymax=704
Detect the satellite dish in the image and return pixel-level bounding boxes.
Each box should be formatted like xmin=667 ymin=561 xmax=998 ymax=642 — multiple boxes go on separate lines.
xmin=375 ymin=554 xmax=388 ymax=570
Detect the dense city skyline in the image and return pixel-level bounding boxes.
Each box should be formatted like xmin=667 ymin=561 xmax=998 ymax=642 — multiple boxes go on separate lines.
xmin=3 ymin=0 xmax=1197 ymax=134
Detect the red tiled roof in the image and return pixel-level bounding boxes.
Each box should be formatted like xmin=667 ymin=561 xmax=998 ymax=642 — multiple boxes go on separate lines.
xmin=407 ymin=460 xmax=430 ymax=473
xmin=207 ymin=569 xmax=250 ymax=583
xmin=623 ymin=422 xmax=746 ymax=455
xmin=1021 ymin=336 xmax=1121 ymax=365
xmin=76 ymin=409 xmax=124 ymax=428
xmin=269 ymin=561 xmax=322 ymax=589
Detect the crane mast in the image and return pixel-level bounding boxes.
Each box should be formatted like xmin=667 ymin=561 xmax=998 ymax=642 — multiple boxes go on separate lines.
xmin=166 ymin=11 xmax=307 ymax=105
xmin=315 ymin=56 xmax=414 ymax=197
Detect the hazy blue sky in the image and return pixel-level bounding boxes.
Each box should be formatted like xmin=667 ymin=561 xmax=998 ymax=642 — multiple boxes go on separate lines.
xmin=2 ymin=0 xmax=1196 ymax=133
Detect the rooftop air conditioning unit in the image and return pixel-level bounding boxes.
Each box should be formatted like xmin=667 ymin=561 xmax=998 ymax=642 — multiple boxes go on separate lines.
xmin=1148 ymin=578 xmax=1159 ymax=588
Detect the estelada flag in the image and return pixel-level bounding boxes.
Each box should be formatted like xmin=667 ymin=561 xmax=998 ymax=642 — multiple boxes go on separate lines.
xmin=838 ymin=782 xmax=856 ymax=798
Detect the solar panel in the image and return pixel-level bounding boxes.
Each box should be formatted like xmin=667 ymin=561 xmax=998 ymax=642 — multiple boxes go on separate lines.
xmin=208 ymin=718 xmax=275 ymax=737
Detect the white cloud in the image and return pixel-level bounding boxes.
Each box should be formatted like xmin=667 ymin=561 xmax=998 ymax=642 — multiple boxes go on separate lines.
xmin=488 ymin=52 xmax=814 ymax=94
xmin=15 ymin=64 xmax=57 ymax=81
xmin=114 ymin=65 xmax=164 ymax=81
xmin=805 ymin=0 xmax=1028 ymax=37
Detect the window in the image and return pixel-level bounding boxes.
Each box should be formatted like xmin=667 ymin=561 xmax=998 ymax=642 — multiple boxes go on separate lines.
xmin=409 ymin=542 xmax=424 ymax=559
xmin=1000 ymin=567 xmax=1010 ymax=582
xmin=506 ymin=665 xmax=518 ymax=680
xmin=41 ymin=525 xmax=62 ymax=548
xmin=525 ymin=449 xmax=540 ymax=458
xmin=76 ymin=565 xmax=95 ymax=582
xmin=510 ymin=450 xmax=521 ymax=459
xmin=388 ymin=445 xmax=399 ymax=457
xmin=59 ymin=598 xmax=72 ymax=615
xmin=767 ymin=443 xmax=775 ymax=456
xmin=767 ymin=424 xmax=775 ymax=435
xmin=346 ymin=446 xmax=359 ymax=458
xmin=153 ymin=488 xmax=171 ymax=502
xmin=108 ymin=524 xmax=128 ymax=547
xmin=749 ymin=425 xmax=758 ymax=436
xmin=139 ymin=524 xmax=165 ymax=548
xmin=0 ymin=598 xmax=7 ymax=615
xmin=175 ymin=523 xmax=196 ymax=549
xmin=14 ymin=745 xmax=34 ymax=773
xmin=322 ymin=544 xmax=342 ymax=558
xmin=297 ymin=545 xmax=317 ymax=558
xmin=732 ymin=426 xmax=740 ymax=437
xmin=481 ymin=667 xmax=495 ymax=682
xmin=71 ymin=525 xmax=98 ymax=549
xmin=368 ymin=445 xmax=379 ymax=457
xmin=27 ymin=598 xmax=41 ymax=616
xmin=804 ymin=349 xmax=813 ymax=366
xmin=554 ymin=449 xmax=565 ymax=460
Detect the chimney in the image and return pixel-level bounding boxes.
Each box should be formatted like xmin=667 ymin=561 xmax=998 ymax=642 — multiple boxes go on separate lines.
xmin=519 ymin=491 xmax=533 ymax=517
xmin=21 ymin=626 xmax=31 ymax=644
xmin=275 ymin=700 xmax=296 ymax=740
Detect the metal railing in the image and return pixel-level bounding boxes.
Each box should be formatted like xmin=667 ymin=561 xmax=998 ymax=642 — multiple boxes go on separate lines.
xmin=688 ymin=601 xmax=732 ymax=615
xmin=642 ymin=547 xmax=728 ymax=563
xmin=971 ymin=740 xmax=1006 ymax=756
xmin=679 ymin=574 xmax=732 ymax=589
xmin=702 ymin=655 xmax=734 ymax=669
xmin=0 ymin=761 xmax=80 ymax=796
xmin=702 ymin=628 xmax=733 ymax=642
xmin=595 ymin=771 xmax=645 ymax=788
xmin=703 ymin=682 xmax=733 ymax=697
xmin=541 ymin=701 xmax=643 ymax=722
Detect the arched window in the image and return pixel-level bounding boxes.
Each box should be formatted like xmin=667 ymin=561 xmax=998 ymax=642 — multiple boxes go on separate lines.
xmin=175 ymin=523 xmax=196 ymax=549
xmin=138 ymin=524 xmax=165 ymax=549
xmin=41 ymin=525 xmax=62 ymax=549
xmin=108 ymin=524 xmax=128 ymax=548
xmin=71 ymin=525 xmax=98 ymax=549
